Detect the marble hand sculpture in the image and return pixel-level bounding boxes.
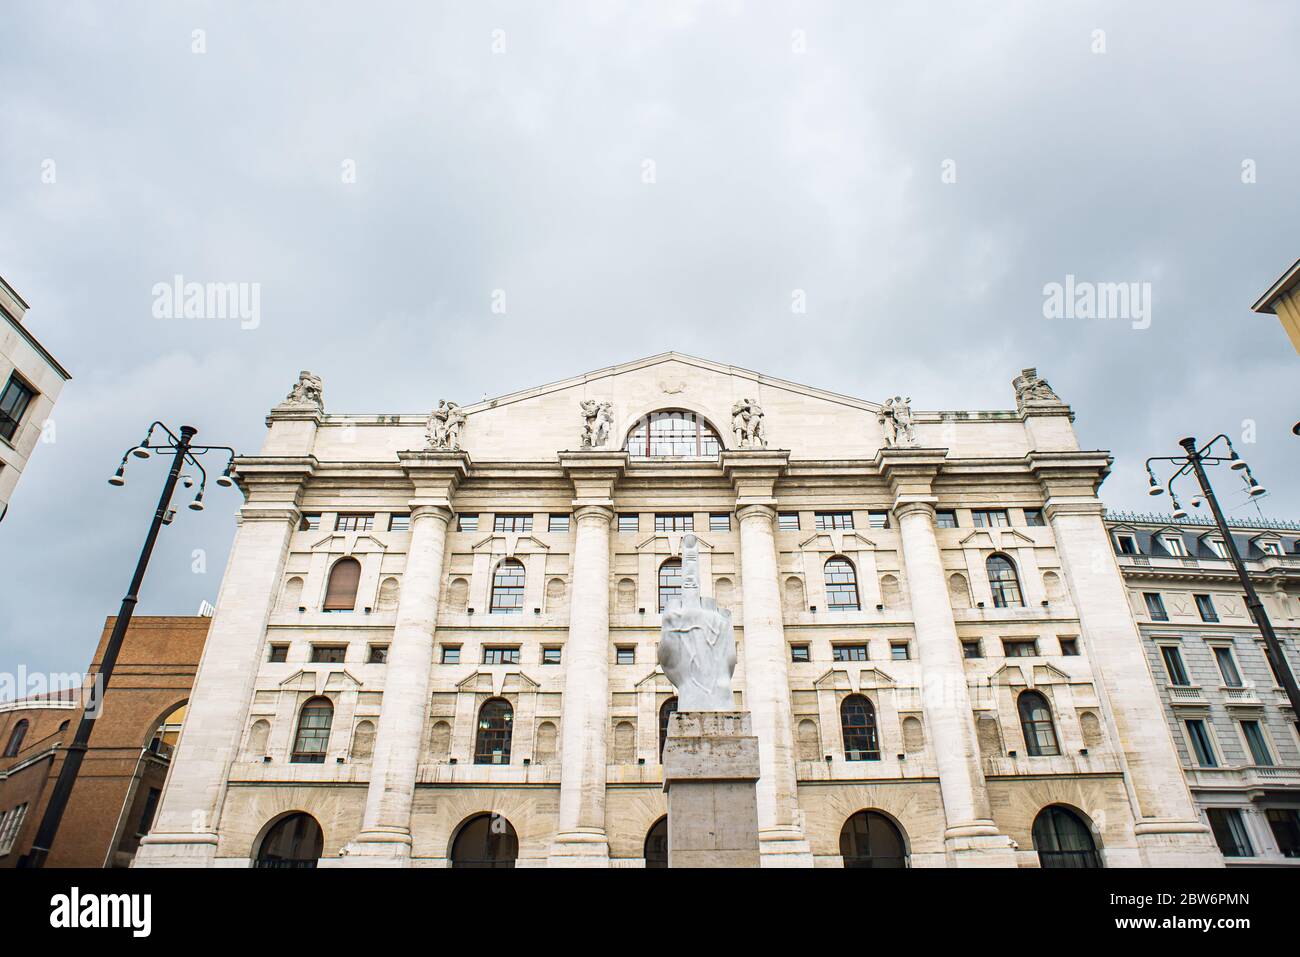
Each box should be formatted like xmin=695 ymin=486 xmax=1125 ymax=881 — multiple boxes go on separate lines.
xmin=658 ymin=533 xmax=737 ymax=711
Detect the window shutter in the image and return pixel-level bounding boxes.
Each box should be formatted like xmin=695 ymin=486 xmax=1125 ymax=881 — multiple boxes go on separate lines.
xmin=323 ymin=558 xmax=361 ymax=610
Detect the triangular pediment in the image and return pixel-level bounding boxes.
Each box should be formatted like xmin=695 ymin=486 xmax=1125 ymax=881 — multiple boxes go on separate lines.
xmin=635 ymin=534 xmax=712 ymax=555
xmin=310 ymin=533 xmax=386 ymax=555
xmin=991 ymin=664 xmax=1028 ymax=686
xmin=799 ymin=531 xmax=877 ymax=552
xmin=1030 ymin=663 xmax=1072 ymax=685
xmin=471 ymin=534 xmax=550 ymax=556
xmin=635 ymin=668 xmax=675 ymax=692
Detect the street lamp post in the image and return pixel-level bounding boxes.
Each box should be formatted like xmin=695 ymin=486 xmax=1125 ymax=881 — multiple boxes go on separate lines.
xmin=19 ymin=422 xmax=235 ymax=868
xmin=1144 ymin=434 xmax=1300 ymax=717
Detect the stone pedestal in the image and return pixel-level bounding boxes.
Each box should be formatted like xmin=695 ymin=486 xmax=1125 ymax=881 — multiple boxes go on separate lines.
xmin=662 ymin=712 xmax=761 ymax=868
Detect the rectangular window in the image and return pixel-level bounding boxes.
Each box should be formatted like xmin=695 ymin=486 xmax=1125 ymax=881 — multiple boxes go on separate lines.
xmin=1213 ymin=646 xmax=1243 ymax=688
xmin=494 ymin=514 xmax=532 ymax=532
xmin=935 ymin=510 xmax=958 ymax=528
xmin=832 ymin=644 xmax=868 ymax=662
xmin=440 ymin=646 xmax=461 ymax=665
xmin=1024 ymin=508 xmax=1046 ymax=527
xmin=367 ymin=644 xmax=388 ymax=664
xmin=618 ymin=513 xmax=640 ymax=533
xmin=1160 ymin=535 xmax=1188 ymax=556
xmin=1059 ymin=637 xmax=1079 ymax=656
xmin=268 ymin=644 xmax=289 ymax=663
xmin=1264 ymin=646 xmax=1287 ymax=687
xmin=541 ymin=647 xmax=562 ymax=665
xmin=299 ymin=514 xmax=321 ymax=531
xmin=388 ymin=513 xmax=410 ymax=532
xmin=616 ymin=646 xmax=636 ymax=665
xmin=1185 ymin=720 xmax=1218 ymax=768
xmin=1207 ymin=808 xmax=1254 ymax=858
xmin=548 ymin=514 xmax=570 ymax=532
xmin=0 ymin=374 xmax=36 ymax=443
xmin=310 ymin=645 xmax=346 ymax=663
xmin=1161 ymin=646 xmax=1190 ymax=686
xmin=709 ymin=513 xmax=731 ymax=532
xmin=1143 ymin=593 xmax=1169 ymax=622
xmin=1207 ymin=539 xmax=1230 ymax=560
xmin=890 ymin=642 xmax=910 ymax=661
xmin=0 ymin=803 xmax=29 ymax=855
xmin=1266 ymin=809 xmax=1300 ymax=858
xmin=1261 ymin=541 xmax=1283 ymax=557
xmin=866 ymin=511 xmax=889 ymax=529
xmin=1115 ymin=534 xmax=1138 ymax=555
xmin=815 ymin=511 xmax=854 ymax=530
xmin=483 ymin=647 xmax=520 ymax=665
xmin=778 ymin=512 xmax=801 ymax=531
xmin=1195 ymin=594 xmax=1219 ymax=623
xmin=336 ymin=514 xmax=374 ymax=532
xmin=790 ymin=644 xmax=810 ymax=663
xmin=961 ymin=640 xmax=983 ymax=659
xmin=972 ymin=509 xmax=1009 ymax=528
xmin=1240 ymin=720 xmax=1274 ymax=766
xmin=457 ymin=514 xmax=479 ymax=532
xmin=1002 ymin=639 xmax=1038 ymax=657
xmin=655 ymin=514 xmax=693 ymax=532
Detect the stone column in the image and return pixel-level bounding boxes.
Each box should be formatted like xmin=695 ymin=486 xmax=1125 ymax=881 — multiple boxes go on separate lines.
xmin=134 ymin=460 xmax=314 ymax=867
xmin=1030 ymin=451 xmax=1221 ymax=866
xmin=883 ymin=450 xmax=1016 ymax=866
xmin=550 ymin=452 xmax=625 ymax=866
xmin=346 ymin=452 xmax=466 ymax=865
xmin=724 ymin=450 xmax=813 ymax=867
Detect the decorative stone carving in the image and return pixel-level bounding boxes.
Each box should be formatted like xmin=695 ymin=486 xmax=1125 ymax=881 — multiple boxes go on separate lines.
xmin=730 ymin=398 xmax=767 ymax=450
xmin=579 ymin=400 xmax=614 ymax=449
xmin=279 ymin=370 xmax=324 ymax=411
xmin=425 ymin=400 xmax=466 ymax=451
xmin=1012 ymin=368 xmax=1063 ymax=412
xmin=658 ymin=533 xmax=737 ymax=711
xmin=879 ymin=396 xmax=915 ymax=447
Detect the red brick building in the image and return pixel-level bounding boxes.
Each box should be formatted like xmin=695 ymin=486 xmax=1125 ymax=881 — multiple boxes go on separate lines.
xmin=0 ymin=616 xmax=209 ymax=867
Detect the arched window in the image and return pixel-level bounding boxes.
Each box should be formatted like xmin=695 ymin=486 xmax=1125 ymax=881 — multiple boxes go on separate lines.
xmin=824 ymin=557 xmax=860 ymax=611
xmin=658 ymin=558 xmax=683 ymax=613
xmin=659 ymin=696 xmax=679 ymax=761
xmin=645 ymin=816 xmax=669 ymax=868
xmin=451 ymin=813 xmax=518 ymax=868
xmin=291 ymin=697 xmax=333 ymax=763
xmin=1018 ymin=691 xmax=1060 ymax=756
xmin=987 ymin=554 xmax=1024 ymax=608
xmin=3 ymin=720 xmax=29 ymax=757
xmin=839 ymin=810 xmax=908 ymax=868
xmin=254 ymin=812 xmax=323 ymax=868
xmin=1032 ymin=805 xmax=1102 ymax=868
xmin=625 ymin=410 xmax=723 ymax=459
xmin=323 ymin=557 xmax=361 ymax=611
xmin=489 ymin=559 xmax=526 ymax=614
xmin=474 ymin=698 xmax=513 ymax=765
xmin=841 ymin=694 xmax=880 ymax=761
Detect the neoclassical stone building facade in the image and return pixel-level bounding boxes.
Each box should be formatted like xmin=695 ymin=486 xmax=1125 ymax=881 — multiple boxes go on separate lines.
xmin=134 ymin=354 xmax=1221 ymax=868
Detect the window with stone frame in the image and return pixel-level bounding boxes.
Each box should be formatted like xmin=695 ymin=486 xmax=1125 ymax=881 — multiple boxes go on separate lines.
xmin=489 ymin=559 xmax=526 ymax=614
xmin=986 ymin=554 xmax=1024 ymax=608
xmin=824 ymin=556 xmax=861 ymax=611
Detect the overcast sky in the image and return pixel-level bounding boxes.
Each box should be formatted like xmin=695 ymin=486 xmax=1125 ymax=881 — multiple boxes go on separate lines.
xmin=1 ymin=1 xmax=1297 ymax=688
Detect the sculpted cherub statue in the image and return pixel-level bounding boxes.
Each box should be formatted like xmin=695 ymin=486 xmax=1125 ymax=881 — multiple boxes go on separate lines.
xmin=657 ymin=533 xmax=737 ymax=711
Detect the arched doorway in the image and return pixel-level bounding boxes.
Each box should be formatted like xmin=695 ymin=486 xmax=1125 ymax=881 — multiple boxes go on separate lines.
xmin=839 ymin=810 xmax=908 ymax=868
xmin=451 ymin=813 xmax=519 ymax=868
xmin=645 ymin=816 xmax=668 ymax=868
xmin=254 ymin=812 xmax=324 ymax=868
xmin=1032 ymin=805 xmax=1102 ymax=868
xmin=108 ymin=701 xmax=188 ymax=867
xmin=658 ymin=697 xmax=679 ymax=760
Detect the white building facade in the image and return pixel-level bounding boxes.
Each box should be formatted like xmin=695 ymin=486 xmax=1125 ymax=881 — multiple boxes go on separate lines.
xmin=1108 ymin=512 xmax=1300 ymax=865
xmin=0 ymin=276 xmax=69 ymax=523
xmin=134 ymin=354 xmax=1221 ymax=868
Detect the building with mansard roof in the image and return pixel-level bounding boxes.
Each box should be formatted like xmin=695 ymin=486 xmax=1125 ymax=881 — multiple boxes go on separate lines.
xmin=133 ymin=353 xmax=1222 ymax=868
xmin=1106 ymin=511 xmax=1300 ymax=865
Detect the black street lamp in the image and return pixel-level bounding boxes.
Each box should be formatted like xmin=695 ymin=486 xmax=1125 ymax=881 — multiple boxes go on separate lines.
xmin=19 ymin=422 xmax=235 ymax=868
xmin=1144 ymin=434 xmax=1300 ymax=717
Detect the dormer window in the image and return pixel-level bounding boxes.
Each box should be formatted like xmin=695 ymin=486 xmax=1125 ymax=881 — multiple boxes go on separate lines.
xmin=1160 ymin=534 xmax=1187 ymax=557
xmin=1114 ymin=533 xmax=1138 ymax=555
xmin=1260 ymin=541 xmax=1283 ymax=557
xmin=1207 ymin=538 xmax=1230 ymax=560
